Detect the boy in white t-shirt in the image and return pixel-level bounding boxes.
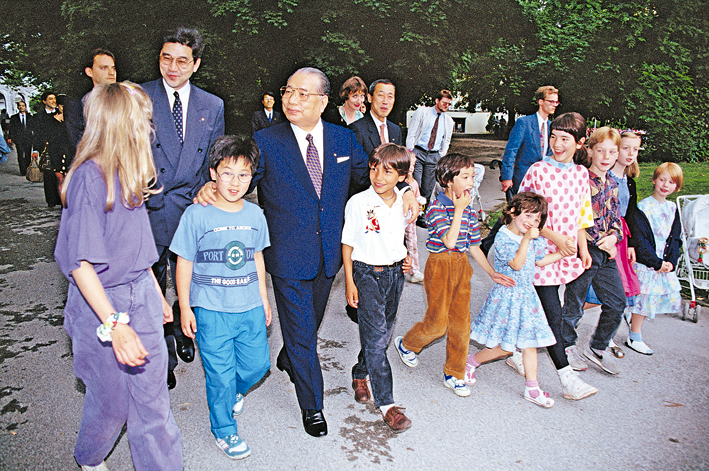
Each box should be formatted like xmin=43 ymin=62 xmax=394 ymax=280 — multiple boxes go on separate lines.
xmin=342 ymin=143 xmax=413 ymax=433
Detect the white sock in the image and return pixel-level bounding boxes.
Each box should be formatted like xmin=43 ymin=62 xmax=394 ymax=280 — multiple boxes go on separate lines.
xmin=380 ymin=404 xmax=395 ymax=416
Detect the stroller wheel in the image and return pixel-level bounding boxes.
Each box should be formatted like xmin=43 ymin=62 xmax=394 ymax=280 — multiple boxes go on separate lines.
xmin=682 ymin=302 xmax=690 ymax=321
xmin=693 ymin=304 xmax=700 ymax=323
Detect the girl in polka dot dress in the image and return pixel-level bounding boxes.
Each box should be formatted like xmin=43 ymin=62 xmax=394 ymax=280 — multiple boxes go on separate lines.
xmin=516 ymin=112 xmax=598 ymax=401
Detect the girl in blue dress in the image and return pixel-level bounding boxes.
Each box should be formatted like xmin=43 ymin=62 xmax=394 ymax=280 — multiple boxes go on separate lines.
xmin=465 ymin=192 xmax=564 ymax=408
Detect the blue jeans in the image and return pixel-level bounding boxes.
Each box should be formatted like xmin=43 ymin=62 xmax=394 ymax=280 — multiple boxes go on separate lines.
xmin=351 ymin=261 xmax=405 ymax=408
xmin=562 ymin=244 xmax=625 ymax=351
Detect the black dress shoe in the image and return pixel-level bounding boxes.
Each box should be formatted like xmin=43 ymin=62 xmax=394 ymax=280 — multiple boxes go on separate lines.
xmin=276 ymin=355 xmax=295 ymax=384
xmin=175 ymin=336 xmax=195 ymax=363
xmin=415 ymin=215 xmax=427 ymax=229
xmin=167 ymin=371 xmax=176 ymax=390
xmin=302 ymin=409 xmax=327 ymax=437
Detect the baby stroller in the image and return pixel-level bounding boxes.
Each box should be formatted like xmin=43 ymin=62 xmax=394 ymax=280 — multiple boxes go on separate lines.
xmin=675 ymin=194 xmax=709 ymax=322
xmin=429 ymin=163 xmax=486 ymax=222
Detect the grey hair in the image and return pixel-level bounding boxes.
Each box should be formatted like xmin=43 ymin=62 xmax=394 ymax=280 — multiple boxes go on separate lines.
xmin=289 ymin=67 xmax=330 ymax=96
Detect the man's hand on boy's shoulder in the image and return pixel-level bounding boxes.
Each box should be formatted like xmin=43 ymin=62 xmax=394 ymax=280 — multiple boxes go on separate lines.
xmin=194 ymin=181 xmax=218 ymax=206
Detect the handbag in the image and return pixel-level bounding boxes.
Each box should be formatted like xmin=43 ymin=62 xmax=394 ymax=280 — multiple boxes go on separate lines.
xmin=26 ymin=156 xmax=43 ymax=182
xmin=38 ymin=143 xmax=51 ymax=172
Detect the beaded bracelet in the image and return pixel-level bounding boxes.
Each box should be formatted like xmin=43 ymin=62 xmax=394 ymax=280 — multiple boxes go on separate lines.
xmin=96 ymin=312 xmax=130 ymax=342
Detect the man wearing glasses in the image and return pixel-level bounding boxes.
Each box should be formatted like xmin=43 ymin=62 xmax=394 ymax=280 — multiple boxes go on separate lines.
xmin=500 ymin=85 xmax=559 ymax=199
xmin=406 ymin=89 xmax=455 ymax=206
xmin=142 ymin=26 xmax=225 ymax=390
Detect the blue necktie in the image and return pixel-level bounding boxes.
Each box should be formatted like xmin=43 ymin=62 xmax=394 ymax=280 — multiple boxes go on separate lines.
xmin=172 ymin=91 xmax=183 ymax=145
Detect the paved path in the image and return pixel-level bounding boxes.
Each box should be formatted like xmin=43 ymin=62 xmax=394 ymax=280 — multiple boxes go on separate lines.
xmin=1 ymin=143 xmax=707 ymax=470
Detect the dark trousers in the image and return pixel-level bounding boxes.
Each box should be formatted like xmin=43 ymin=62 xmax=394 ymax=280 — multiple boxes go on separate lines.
xmin=151 ymin=245 xmax=184 ymax=373
xmin=351 ymin=261 xmax=405 ymax=408
xmin=16 ymin=143 xmax=32 ymax=176
xmin=412 ymin=146 xmax=440 ymax=202
xmin=562 ymin=244 xmax=625 ymax=351
xmin=535 ymin=285 xmax=570 ymax=371
xmin=43 ymin=170 xmax=60 ymax=207
xmin=271 ymin=261 xmax=334 ymax=411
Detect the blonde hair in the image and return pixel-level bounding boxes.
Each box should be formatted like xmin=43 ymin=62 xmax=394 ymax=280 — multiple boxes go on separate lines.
xmin=587 ymin=126 xmax=621 ymax=150
xmin=653 ymin=162 xmax=684 ymax=191
xmin=620 ymin=132 xmax=642 ymax=178
xmin=61 ymin=82 xmax=160 ymax=211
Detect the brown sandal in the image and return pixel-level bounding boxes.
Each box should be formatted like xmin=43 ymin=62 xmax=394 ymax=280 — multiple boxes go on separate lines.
xmin=609 ymin=345 xmax=625 ymax=358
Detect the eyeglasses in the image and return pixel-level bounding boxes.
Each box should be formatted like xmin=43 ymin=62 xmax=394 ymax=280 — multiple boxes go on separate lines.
xmin=280 ymin=86 xmax=325 ymax=101
xmin=159 ymin=54 xmax=194 ymax=69
xmin=217 ymin=171 xmax=253 ymax=184
xmin=544 ymin=100 xmax=561 ymax=106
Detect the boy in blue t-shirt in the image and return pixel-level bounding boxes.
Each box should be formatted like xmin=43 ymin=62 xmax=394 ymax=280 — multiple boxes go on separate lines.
xmin=170 ymin=136 xmax=271 ymax=461
xmin=342 ymin=143 xmax=413 ymax=433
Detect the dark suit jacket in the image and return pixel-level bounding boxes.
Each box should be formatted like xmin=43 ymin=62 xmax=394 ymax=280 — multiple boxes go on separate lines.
xmin=500 ymin=113 xmax=552 ymax=194
xmin=141 ymin=79 xmax=225 ymax=246
xmin=252 ymin=109 xmax=283 ymax=134
xmin=8 ymin=112 xmax=33 ymax=149
xmin=348 ymin=113 xmax=402 ymax=157
xmin=252 ymin=121 xmax=369 ymax=279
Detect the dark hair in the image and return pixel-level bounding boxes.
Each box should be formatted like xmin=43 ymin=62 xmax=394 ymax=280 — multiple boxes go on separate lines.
xmin=262 ymin=91 xmax=275 ymax=100
xmin=550 ymin=112 xmax=588 ymax=166
xmin=163 ymin=27 xmax=204 ymax=60
xmin=339 ymin=76 xmax=367 ymax=100
xmin=84 ymin=48 xmax=115 ymax=70
xmin=209 ymin=136 xmax=260 ymax=172
xmin=41 ymin=90 xmax=56 ymax=102
xmin=369 ymin=143 xmax=410 ymax=177
xmin=435 ymin=153 xmax=475 ymax=187
xmin=502 ymin=192 xmax=548 ymax=229
xmin=436 ymin=89 xmax=453 ymax=101
xmin=289 ymin=67 xmax=330 ymax=96
xmin=368 ymin=79 xmax=395 ymax=95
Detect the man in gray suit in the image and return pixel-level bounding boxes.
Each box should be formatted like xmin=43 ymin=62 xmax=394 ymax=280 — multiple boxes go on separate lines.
xmin=142 ymin=26 xmax=225 ymax=389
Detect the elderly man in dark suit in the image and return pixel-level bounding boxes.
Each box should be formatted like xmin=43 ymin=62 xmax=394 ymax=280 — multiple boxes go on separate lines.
xmin=8 ymin=101 xmax=33 ymax=176
xmin=251 ymin=91 xmax=283 ymax=134
xmin=142 ymin=27 xmax=225 ymax=390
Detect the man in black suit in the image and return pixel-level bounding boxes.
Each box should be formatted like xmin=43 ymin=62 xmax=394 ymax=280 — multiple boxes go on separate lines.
xmin=349 ymin=79 xmax=401 ymax=154
xmin=8 ymin=101 xmax=33 ymax=176
xmin=251 ymin=91 xmax=283 ymax=134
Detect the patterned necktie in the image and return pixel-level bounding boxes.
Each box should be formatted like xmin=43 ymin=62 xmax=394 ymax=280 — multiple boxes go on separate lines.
xmin=428 ymin=113 xmax=440 ymax=150
xmin=172 ymin=91 xmax=184 ymax=145
xmin=540 ymin=121 xmax=546 ymax=156
xmin=305 ymin=134 xmax=322 ymax=198
xmin=379 ymin=123 xmax=387 ymax=144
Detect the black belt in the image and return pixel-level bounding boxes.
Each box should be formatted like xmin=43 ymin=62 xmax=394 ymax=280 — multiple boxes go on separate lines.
xmin=355 ymin=259 xmax=405 ymax=270
xmin=414 ymin=146 xmax=440 ymax=154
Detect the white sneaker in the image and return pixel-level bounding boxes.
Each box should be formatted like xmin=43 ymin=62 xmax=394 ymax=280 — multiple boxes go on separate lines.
xmin=558 ymin=367 xmax=598 ymax=400
xmin=584 ymin=347 xmax=621 ymax=375
xmin=81 ymin=462 xmax=109 ymax=471
xmin=407 ymin=271 xmax=424 ymax=283
xmin=565 ymin=345 xmax=588 ymax=371
xmin=626 ymin=338 xmax=654 ymax=355
xmin=505 ymin=350 xmax=525 ymax=376
xmin=443 ymin=374 xmax=471 ymax=397
xmin=232 ymin=392 xmax=244 ymax=417
xmin=395 ymin=336 xmax=418 ymax=367
xmin=524 ymin=386 xmax=555 ymax=408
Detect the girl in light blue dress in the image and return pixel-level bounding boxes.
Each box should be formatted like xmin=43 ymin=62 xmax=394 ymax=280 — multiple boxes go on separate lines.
xmin=625 ymin=162 xmax=683 ymax=355
xmin=465 ymin=192 xmax=564 ymax=408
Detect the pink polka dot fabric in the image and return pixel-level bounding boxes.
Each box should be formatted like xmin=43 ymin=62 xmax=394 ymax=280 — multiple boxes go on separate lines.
xmin=520 ymin=161 xmax=591 ymax=286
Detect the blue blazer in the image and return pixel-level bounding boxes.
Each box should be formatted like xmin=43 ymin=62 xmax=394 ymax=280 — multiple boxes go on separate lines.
xmin=252 ymin=121 xmax=369 ymax=280
xmin=348 ymin=112 xmax=402 ymax=156
xmin=141 ymin=79 xmax=225 ymax=246
xmin=500 ymin=113 xmax=551 ymax=194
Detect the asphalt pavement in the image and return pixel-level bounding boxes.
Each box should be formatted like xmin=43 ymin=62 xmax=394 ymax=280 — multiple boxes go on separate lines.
xmin=0 ymin=144 xmax=707 ymax=470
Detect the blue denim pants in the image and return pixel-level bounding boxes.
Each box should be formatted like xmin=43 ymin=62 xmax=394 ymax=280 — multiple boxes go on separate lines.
xmin=562 ymin=244 xmax=625 ymax=351
xmin=351 ymin=260 xmax=405 ymax=408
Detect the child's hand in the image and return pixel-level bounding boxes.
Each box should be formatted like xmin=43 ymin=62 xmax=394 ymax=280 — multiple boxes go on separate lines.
xmin=263 ymin=299 xmax=272 ymax=327
xmin=659 ymin=261 xmax=673 ymax=273
xmin=346 ymin=280 xmax=359 ymax=308
xmin=627 ymin=247 xmax=636 ymax=265
xmin=452 ymin=190 xmax=472 ymax=212
xmin=181 ymin=308 xmax=197 ymax=339
xmin=161 ymin=296 xmax=172 ymax=324
xmin=579 ymin=250 xmax=592 ymax=269
xmin=490 ymin=271 xmax=516 ymax=288
xmin=523 ymin=227 xmax=540 ymax=241
xmin=597 ymin=235 xmax=618 ymax=256
xmin=402 ymin=255 xmax=412 ymax=273
xmin=111 ymin=324 xmax=149 ymax=367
